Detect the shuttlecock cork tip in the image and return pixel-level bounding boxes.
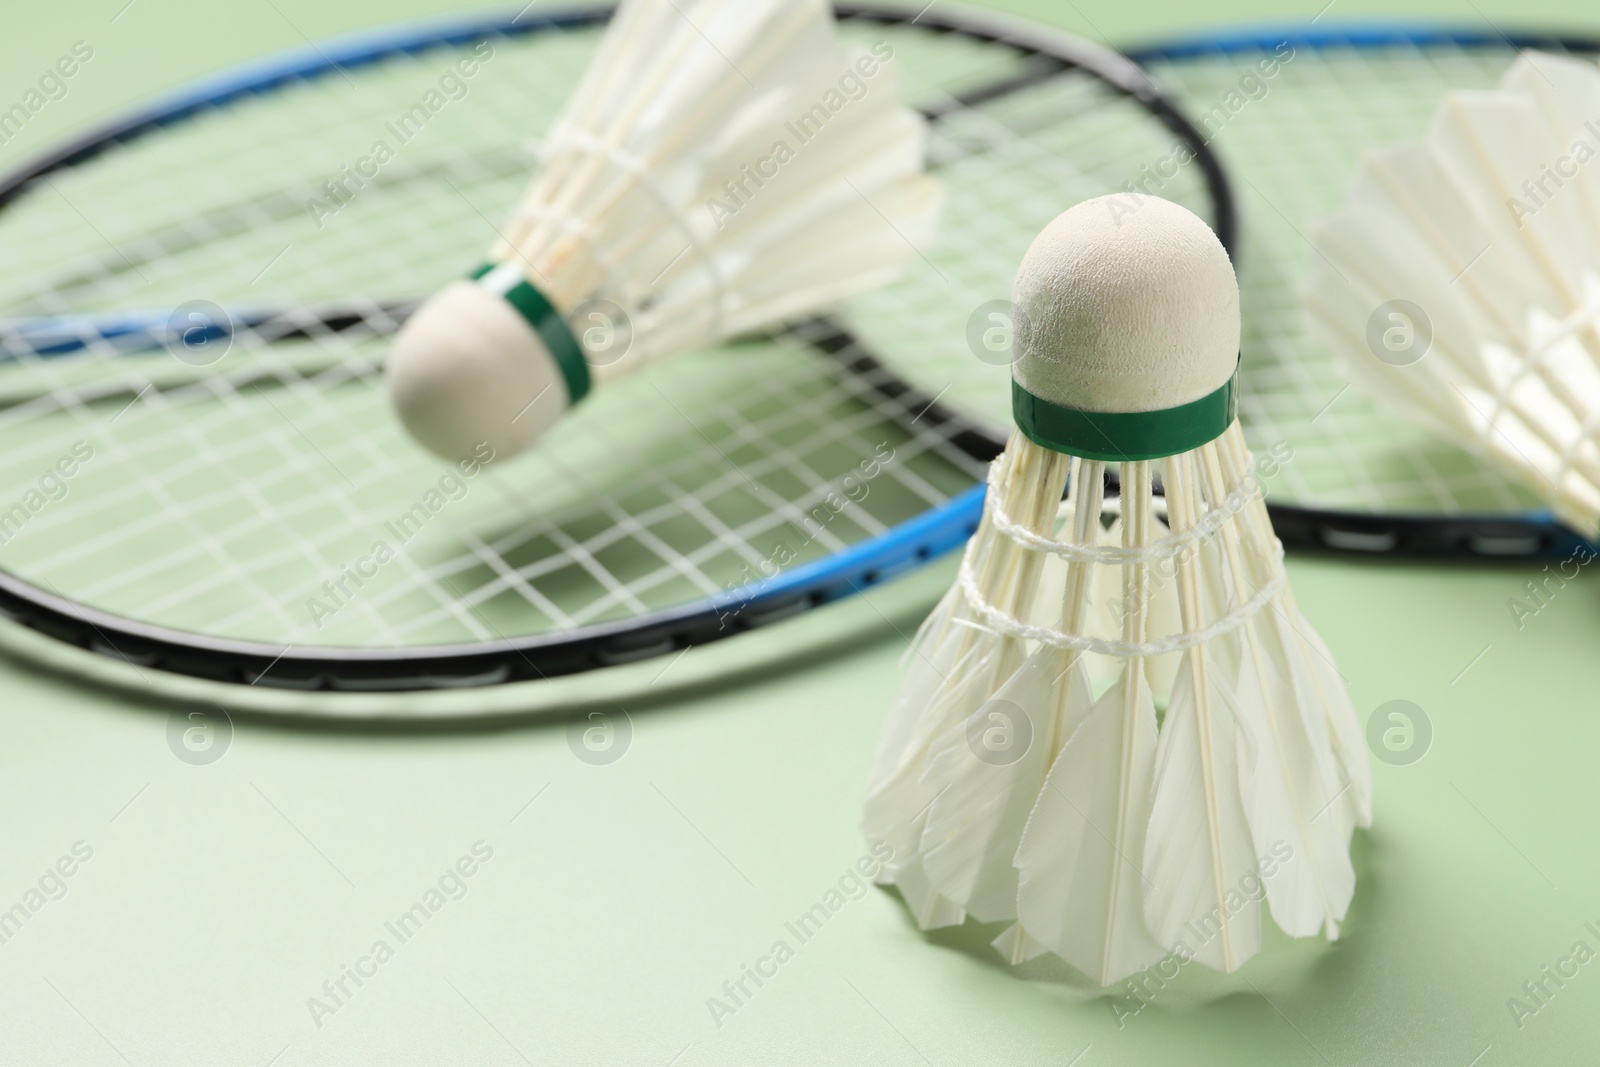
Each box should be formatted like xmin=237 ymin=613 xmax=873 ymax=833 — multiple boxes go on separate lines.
xmin=1011 ymin=194 xmax=1239 ymax=416
xmin=386 ymin=279 xmax=572 ymax=463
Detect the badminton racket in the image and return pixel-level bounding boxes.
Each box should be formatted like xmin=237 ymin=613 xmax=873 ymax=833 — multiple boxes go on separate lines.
xmin=0 ymin=4 xmax=1230 ymax=692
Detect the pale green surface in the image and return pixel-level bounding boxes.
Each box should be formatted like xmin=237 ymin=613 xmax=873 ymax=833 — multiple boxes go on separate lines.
xmin=3 ymin=2 xmax=1600 ymax=1066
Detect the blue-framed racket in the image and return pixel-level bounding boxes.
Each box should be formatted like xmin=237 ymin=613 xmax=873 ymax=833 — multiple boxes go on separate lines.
xmin=0 ymin=4 xmax=1232 ymax=691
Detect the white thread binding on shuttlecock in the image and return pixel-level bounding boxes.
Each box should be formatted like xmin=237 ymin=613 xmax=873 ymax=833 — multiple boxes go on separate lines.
xmin=952 ymin=549 xmax=1286 ymax=657
xmin=538 ymin=128 xmax=729 ymax=339
xmin=500 ymin=203 xmax=652 ymax=363
xmin=1478 ymin=290 xmax=1600 ymax=448
xmin=983 ymin=459 xmax=1254 ymax=565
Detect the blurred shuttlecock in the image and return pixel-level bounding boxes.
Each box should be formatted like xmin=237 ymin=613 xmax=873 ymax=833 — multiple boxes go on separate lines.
xmin=862 ymin=195 xmax=1370 ymax=985
xmin=1306 ymin=51 xmax=1600 ymax=534
xmin=387 ymin=0 xmax=940 ymax=462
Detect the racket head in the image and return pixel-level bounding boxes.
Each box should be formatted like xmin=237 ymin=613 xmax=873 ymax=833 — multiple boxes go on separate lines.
xmin=0 ymin=4 xmax=1232 ymax=701
xmin=868 ymin=23 xmax=1600 ymax=558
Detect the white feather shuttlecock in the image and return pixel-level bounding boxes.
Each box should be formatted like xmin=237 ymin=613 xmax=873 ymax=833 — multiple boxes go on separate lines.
xmin=1305 ymin=51 xmax=1600 ymax=534
xmin=387 ymin=0 xmax=941 ymax=461
xmin=862 ymin=195 xmax=1371 ymax=986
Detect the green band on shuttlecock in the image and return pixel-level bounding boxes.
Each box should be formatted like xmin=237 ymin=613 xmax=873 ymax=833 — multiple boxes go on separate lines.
xmin=1012 ymin=360 xmax=1239 ymax=461
xmin=470 ymin=263 xmax=591 ymax=406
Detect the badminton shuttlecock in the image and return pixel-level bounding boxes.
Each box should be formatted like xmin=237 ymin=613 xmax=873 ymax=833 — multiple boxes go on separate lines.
xmin=862 ymin=195 xmax=1371 ymax=985
xmin=387 ymin=0 xmax=940 ymax=461
xmin=1305 ymin=51 xmax=1600 ymax=534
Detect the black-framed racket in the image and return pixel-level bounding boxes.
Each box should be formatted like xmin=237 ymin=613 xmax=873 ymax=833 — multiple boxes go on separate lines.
xmin=0 ymin=3 xmax=1234 ymax=692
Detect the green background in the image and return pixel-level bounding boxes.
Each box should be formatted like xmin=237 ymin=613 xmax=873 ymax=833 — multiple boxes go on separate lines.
xmin=3 ymin=1 xmax=1599 ymax=1064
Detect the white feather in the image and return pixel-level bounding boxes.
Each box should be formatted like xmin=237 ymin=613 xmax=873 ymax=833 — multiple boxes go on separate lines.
xmin=1231 ymin=627 xmax=1355 ymax=938
xmin=990 ymin=921 xmax=1053 ymax=964
xmin=1140 ymin=450 xmax=1262 ymax=973
xmin=1199 ymin=442 xmax=1356 ymax=939
xmin=1012 ymin=670 xmax=1165 ymax=983
xmin=1142 ymin=651 xmax=1262 ymax=971
xmin=918 ymin=649 xmax=1079 ymax=922
xmin=862 ymin=587 xmax=965 ymax=813
xmin=1287 ymin=610 xmax=1374 ymax=833
xmin=1007 ymin=461 xmax=1165 ymax=984
xmin=882 ymin=854 xmax=965 ymax=931
xmin=862 ymin=639 xmax=1007 ymax=898
xmin=915 ymin=453 xmax=1095 ymax=921
xmin=861 ymin=442 xmax=1066 ymax=924
xmin=1304 ymin=51 xmax=1600 ymax=533
xmin=1220 ymin=426 xmax=1373 ymax=838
